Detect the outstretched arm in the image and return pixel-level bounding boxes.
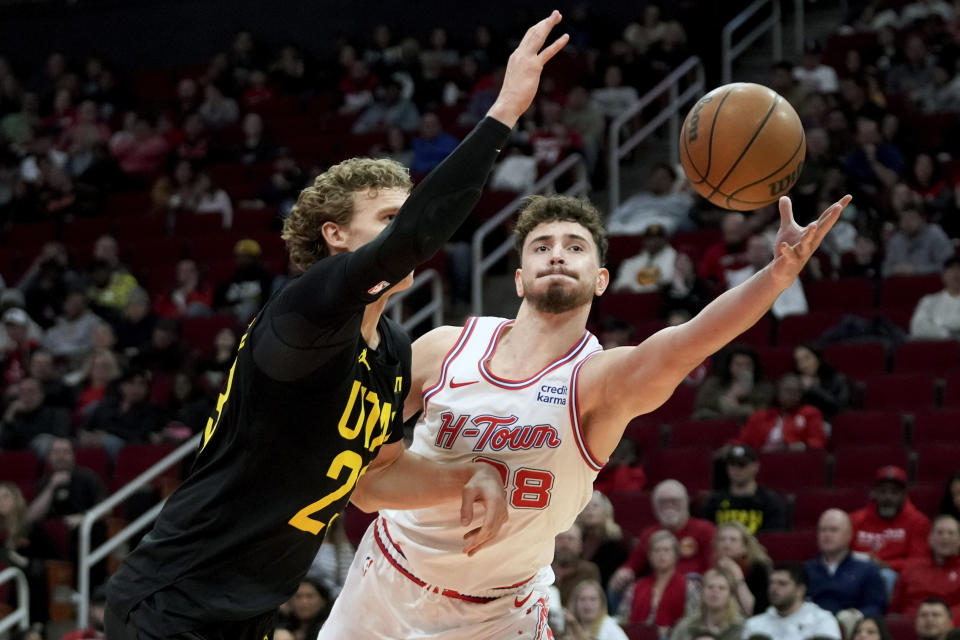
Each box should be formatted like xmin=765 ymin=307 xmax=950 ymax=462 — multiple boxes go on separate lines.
xmin=580 ymin=196 xmax=852 ymax=461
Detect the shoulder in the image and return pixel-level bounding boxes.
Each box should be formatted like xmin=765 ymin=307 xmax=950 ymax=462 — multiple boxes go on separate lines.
xmin=848 ymin=505 xmax=870 ymax=523
xmin=690 ymin=517 xmax=717 ymax=535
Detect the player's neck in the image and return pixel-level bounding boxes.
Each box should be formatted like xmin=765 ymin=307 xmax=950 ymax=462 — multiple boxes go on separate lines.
xmin=491 ymin=301 xmax=590 ymax=376
xmin=361 ymin=296 xmax=390 ymax=349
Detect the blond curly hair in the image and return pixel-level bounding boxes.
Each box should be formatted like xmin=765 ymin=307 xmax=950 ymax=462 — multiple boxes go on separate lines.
xmin=282 ymin=157 xmax=412 ymax=270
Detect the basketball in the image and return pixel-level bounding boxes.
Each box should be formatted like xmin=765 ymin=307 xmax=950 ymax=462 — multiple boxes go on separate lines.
xmin=679 ymin=82 xmax=806 ymax=211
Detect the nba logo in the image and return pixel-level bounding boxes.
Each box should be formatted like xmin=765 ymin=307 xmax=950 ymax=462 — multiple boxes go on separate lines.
xmin=363 ymin=555 xmax=373 ymax=576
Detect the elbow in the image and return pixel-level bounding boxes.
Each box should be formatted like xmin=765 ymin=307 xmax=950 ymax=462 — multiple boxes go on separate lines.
xmin=349 ymin=485 xmax=378 ymax=513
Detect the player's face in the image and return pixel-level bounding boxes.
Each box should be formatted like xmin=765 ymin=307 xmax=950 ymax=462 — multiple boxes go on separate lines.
xmin=342 ymin=187 xmax=414 ymax=292
xmin=516 ymin=220 xmax=608 ymax=315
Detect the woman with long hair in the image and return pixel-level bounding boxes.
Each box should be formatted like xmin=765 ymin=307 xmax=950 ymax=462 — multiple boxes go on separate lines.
xmin=626 ymin=530 xmax=687 ymax=636
xmin=791 ymin=343 xmax=849 ymax=419
xmin=564 ymin=579 xmax=628 ymax=640
xmin=669 ymin=569 xmax=744 ymax=640
xmin=0 ymin=481 xmax=56 ymax=625
xmin=576 ymin=491 xmax=630 ymax=588
xmin=712 ymin=522 xmax=772 ymax=615
xmin=850 ymin=615 xmax=894 ymax=640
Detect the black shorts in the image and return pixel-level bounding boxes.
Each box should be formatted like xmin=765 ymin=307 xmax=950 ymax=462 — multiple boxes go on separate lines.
xmin=105 ymin=596 xmax=277 ymax=640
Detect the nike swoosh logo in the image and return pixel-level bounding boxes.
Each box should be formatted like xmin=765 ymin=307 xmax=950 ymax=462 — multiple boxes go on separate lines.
xmin=450 ymin=379 xmax=479 ymax=388
xmin=514 ymin=591 xmax=533 ymax=608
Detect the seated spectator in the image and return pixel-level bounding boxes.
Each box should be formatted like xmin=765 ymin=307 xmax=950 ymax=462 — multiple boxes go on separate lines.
xmin=529 ymin=100 xmax=584 ymax=167
xmin=2 ymin=307 xmax=40 ymax=388
xmin=884 ymin=208 xmax=955 ymax=277
xmin=793 ymin=39 xmax=839 ymax=94
xmin=664 ymin=252 xmax=713 ymax=317
xmin=154 ymin=259 xmax=214 ymax=319
xmin=625 ymin=530 xmax=688 ymax=633
xmin=241 ymin=69 xmax=276 ymax=112
xmin=114 ymin=287 xmax=157 ymax=361
xmin=806 ymin=509 xmax=886 ymax=627
xmin=43 ymin=289 xmax=102 ymax=365
xmin=733 ymin=374 xmax=827 ymax=452
xmin=742 ymin=563 xmax=841 ymax=640
xmin=591 ymin=65 xmax=639 ymax=121
xmin=669 ymin=568 xmax=744 ymax=640
xmin=213 ymin=239 xmax=273 ymax=324
xmin=610 ymin=480 xmax=716 ymax=601
xmin=27 ymin=437 xmax=107 ymax=580
xmin=79 ymin=368 xmax=167 ymax=458
xmin=351 ymin=78 xmax=420 ymax=135
xmin=162 ymin=372 xmax=212 ymax=439
xmin=197 ymin=84 xmax=239 ymax=131
xmin=27 ymin=348 xmax=73 ymax=410
xmin=563 ymin=86 xmax=605 ymax=173
xmin=693 ymin=346 xmax=774 ymax=422
xmin=698 ymin=213 xmax=750 ymax=292
xmin=282 ymin=578 xmax=330 ymax=640
xmin=133 ymin=317 xmax=189 ymax=373
xmin=190 ymin=172 xmax=234 ymax=230
xmin=86 ymin=259 xmax=139 ymax=320
xmin=611 ymin=224 xmax=677 ymax=293
xmin=910 ymin=257 xmax=960 ymax=340
xmin=845 ymin=116 xmax=902 ymax=197
xmin=0 ymin=377 xmax=69 ymax=455
xmin=607 ymin=163 xmax=696 ymax=236
xmin=564 ymin=579 xmax=629 ymax=640
xmin=338 ymin=59 xmax=378 ymax=115
xmin=839 ymin=233 xmax=883 ymax=279
xmin=233 ymin=112 xmax=275 ymax=165
xmin=305 ymin=516 xmax=354 ymax=597
xmin=372 ymin=127 xmax=414 ymax=169
xmin=713 ymin=521 xmax=772 ymax=615
xmin=71 ymin=348 xmax=121 ymax=424
xmin=851 ymin=465 xmax=931 ymax=583
xmin=886 ymin=34 xmax=938 ymax=99
xmin=200 ymin=327 xmax=238 ymax=391
xmin=941 ymin=471 xmax=960 ymax=522
xmin=553 ymin=523 xmax=602 ymax=605
xmin=411 ymin=112 xmax=458 ymax=174
xmin=249 ymin=146 xmax=306 ymax=214
xmin=726 ymin=235 xmax=808 ymax=319
xmin=850 ymin=616 xmax=894 ymax=640
xmin=769 ymin=61 xmax=808 ymax=114
xmin=703 ymin=444 xmax=787 ymax=534
xmin=596 ymin=316 xmax=639 ymax=350
xmin=108 ymin=115 xmax=169 ymax=181
xmin=791 ymin=344 xmax=849 ymax=419
xmin=915 ymin=598 xmax=956 ymax=640
xmin=890 ymin=515 xmax=960 ymax=618
xmin=175 ymin=113 xmax=210 ymax=163
xmin=18 ymin=242 xmax=79 ymax=329
xmin=576 ymin=490 xmax=630 ymax=588
xmin=0 ymin=481 xmax=57 ymax=625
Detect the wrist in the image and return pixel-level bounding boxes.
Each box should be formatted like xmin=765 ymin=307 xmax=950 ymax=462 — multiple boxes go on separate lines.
xmin=486 ymin=101 xmax=520 ymax=129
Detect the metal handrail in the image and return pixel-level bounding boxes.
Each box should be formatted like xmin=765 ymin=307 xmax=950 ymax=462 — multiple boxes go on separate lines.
xmin=0 ymin=567 xmax=29 ymax=635
xmin=607 ymin=56 xmax=705 ymax=211
xmin=77 ymin=434 xmax=201 ymax=628
xmin=722 ymin=0 xmax=782 ymax=84
xmin=385 ymin=269 xmax=444 ymax=331
xmin=470 ymin=154 xmax=590 ymax=317
xmin=793 ymin=0 xmax=805 ymax=57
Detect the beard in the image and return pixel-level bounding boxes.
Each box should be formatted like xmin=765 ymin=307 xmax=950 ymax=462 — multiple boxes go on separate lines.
xmin=526 ymin=272 xmax=595 ymax=314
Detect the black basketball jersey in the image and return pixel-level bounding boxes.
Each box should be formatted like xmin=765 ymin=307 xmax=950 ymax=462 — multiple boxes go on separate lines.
xmin=106 ymin=262 xmax=409 ymax=635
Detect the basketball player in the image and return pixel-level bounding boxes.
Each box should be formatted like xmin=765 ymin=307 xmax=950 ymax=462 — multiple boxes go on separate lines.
xmin=319 ymin=192 xmax=852 ymax=639
xmin=103 ymin=12 xmax=571 ymax=639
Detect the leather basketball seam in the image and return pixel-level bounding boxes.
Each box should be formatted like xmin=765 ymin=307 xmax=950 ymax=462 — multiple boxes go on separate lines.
xmin=705 ymin=93 xmax=782 ymax=200
xmin=725 ymin=127 xmax=806 ymax=206
xmin=704 ymin=86 xmax=735 ymax=183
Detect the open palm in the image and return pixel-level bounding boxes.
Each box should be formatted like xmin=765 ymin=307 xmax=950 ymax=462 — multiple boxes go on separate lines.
xmin=770 ymin=195 xmax=852 ymax=285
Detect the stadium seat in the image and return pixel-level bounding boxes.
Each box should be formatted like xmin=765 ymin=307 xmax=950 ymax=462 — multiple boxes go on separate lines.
xmin=606 ymin=236 xmax=647 ymax=273
xmin=754 ymin=346 xmax=795 ymax=379
xmin=624 ymin=623 xmax=660 ymax=640
xmin=111 ymin=445 xmax=179 ymax=492
xmin=776 ymin=311 xmax=844 ymax=346
xmin=643 ymin=448 xmax=712 ymax=493
xmin=894 ymin=340 xmax=960 ymax=376
xmin=342 ymin=504 xmax=377 ymax=548
xmin=822 ymin=341 xmax=888 ymax=380
xmin=622 ymin=418 xmax=663 ymax=452
xmin=667 ymin=419 xmax=740 ymax=449
xmin=757 ymin=449 xmax=828 ymax=492
xmin=608 ymin=489 xmax=655 ymax=540
xmin=0 ymin=450 xmax=39 ymax=498
xmin=911 ymin=409 xmax=960 ymax=445
xmin=645 ymin=383 xmax=698 ymax=423
xmin=945 ymin=372 xmax=960 ymax=407
xmin=181 ymin=315 xmax=239 ymax=354
xmin=757 ymin=530 xmax=818 ymax=563
xmin=175 ymin=212 xmax=226 ymax=237
xmin=832 ymin=446 xmax=911 ymax=488
xmin=670 ymin=230 xmax=720 ymax=264
xmin=599 ymin=292 xmax=662 ymax=325
xmin=908 ymin=484 xmax=943 ymax=518
xmin=733 ymin=315 xmax=772 ymax=348
xmin=914 ymin=444 xmax=960 ymax=484
xmin=805 ymin=278 xmax=875 ymax=311
xmin=862 ymin=374 xmax=937 ymax=412
xmin=74 ymin=447 xmax=110 ymax=484
xmin=792 ymin=487 xmax=867 ymax=528
xmin=879 ymin=275 xmax=942 ymax=309
xmin=829 ymin=411 xmax=904 ymax=450
xmin=884 ymin=615 xmax=918 ymax=640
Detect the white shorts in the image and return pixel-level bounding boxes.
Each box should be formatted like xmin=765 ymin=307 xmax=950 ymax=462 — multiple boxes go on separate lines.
xmin=318 ymin=517 xmax=555 ymax=640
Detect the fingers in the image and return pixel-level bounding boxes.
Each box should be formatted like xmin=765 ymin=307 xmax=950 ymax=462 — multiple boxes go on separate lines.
xmin=537 ymin=32 xmax=570 ymax=63
xmin=460 ymin=488 xmax=475 ymax=526
xmin=778 ymin=196 xmax=794 ymax=228
xmin=522 ymin=10 xmax=563 ymax=52
xmin=462 ymin=497 xmax=507 ymax=556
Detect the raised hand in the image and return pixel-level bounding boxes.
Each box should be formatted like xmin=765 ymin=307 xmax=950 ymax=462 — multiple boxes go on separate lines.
xmin=487 ymin=10 xmax=570 ymax=128
xmin=770 ymin=194 xmax=852 ymax=286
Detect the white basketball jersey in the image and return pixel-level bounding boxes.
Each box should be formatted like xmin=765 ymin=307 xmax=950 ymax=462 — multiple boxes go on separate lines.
xmin=382 ymin=316 xmax=604 ymax=595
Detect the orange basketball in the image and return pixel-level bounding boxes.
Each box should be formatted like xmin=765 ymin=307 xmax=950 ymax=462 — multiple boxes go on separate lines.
xmin=679 ymin=82 xmax=806 ymax=211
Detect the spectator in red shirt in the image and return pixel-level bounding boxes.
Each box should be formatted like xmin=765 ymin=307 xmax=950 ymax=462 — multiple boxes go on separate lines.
xmin=890 ymin=515 xmax=960 ymax=620
xmin=593 ymin=437 xmax=646 ymax=495
xmin=627 ymin=530 xmax=688 ymax=635
xmin=732 ymin=374 xmax=826 ymax=452
xmin=609 ymin=480 xmax=716 ymax=605
xmin=153 ymin=259 xmax=213 ymax=319
xmin=109 ymin=116 xmax=169 ymax=181
xmin=851 ymin=466 xmax=931 ymax=585
xmin=698 ymin=212 xmax=750 ymax=291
